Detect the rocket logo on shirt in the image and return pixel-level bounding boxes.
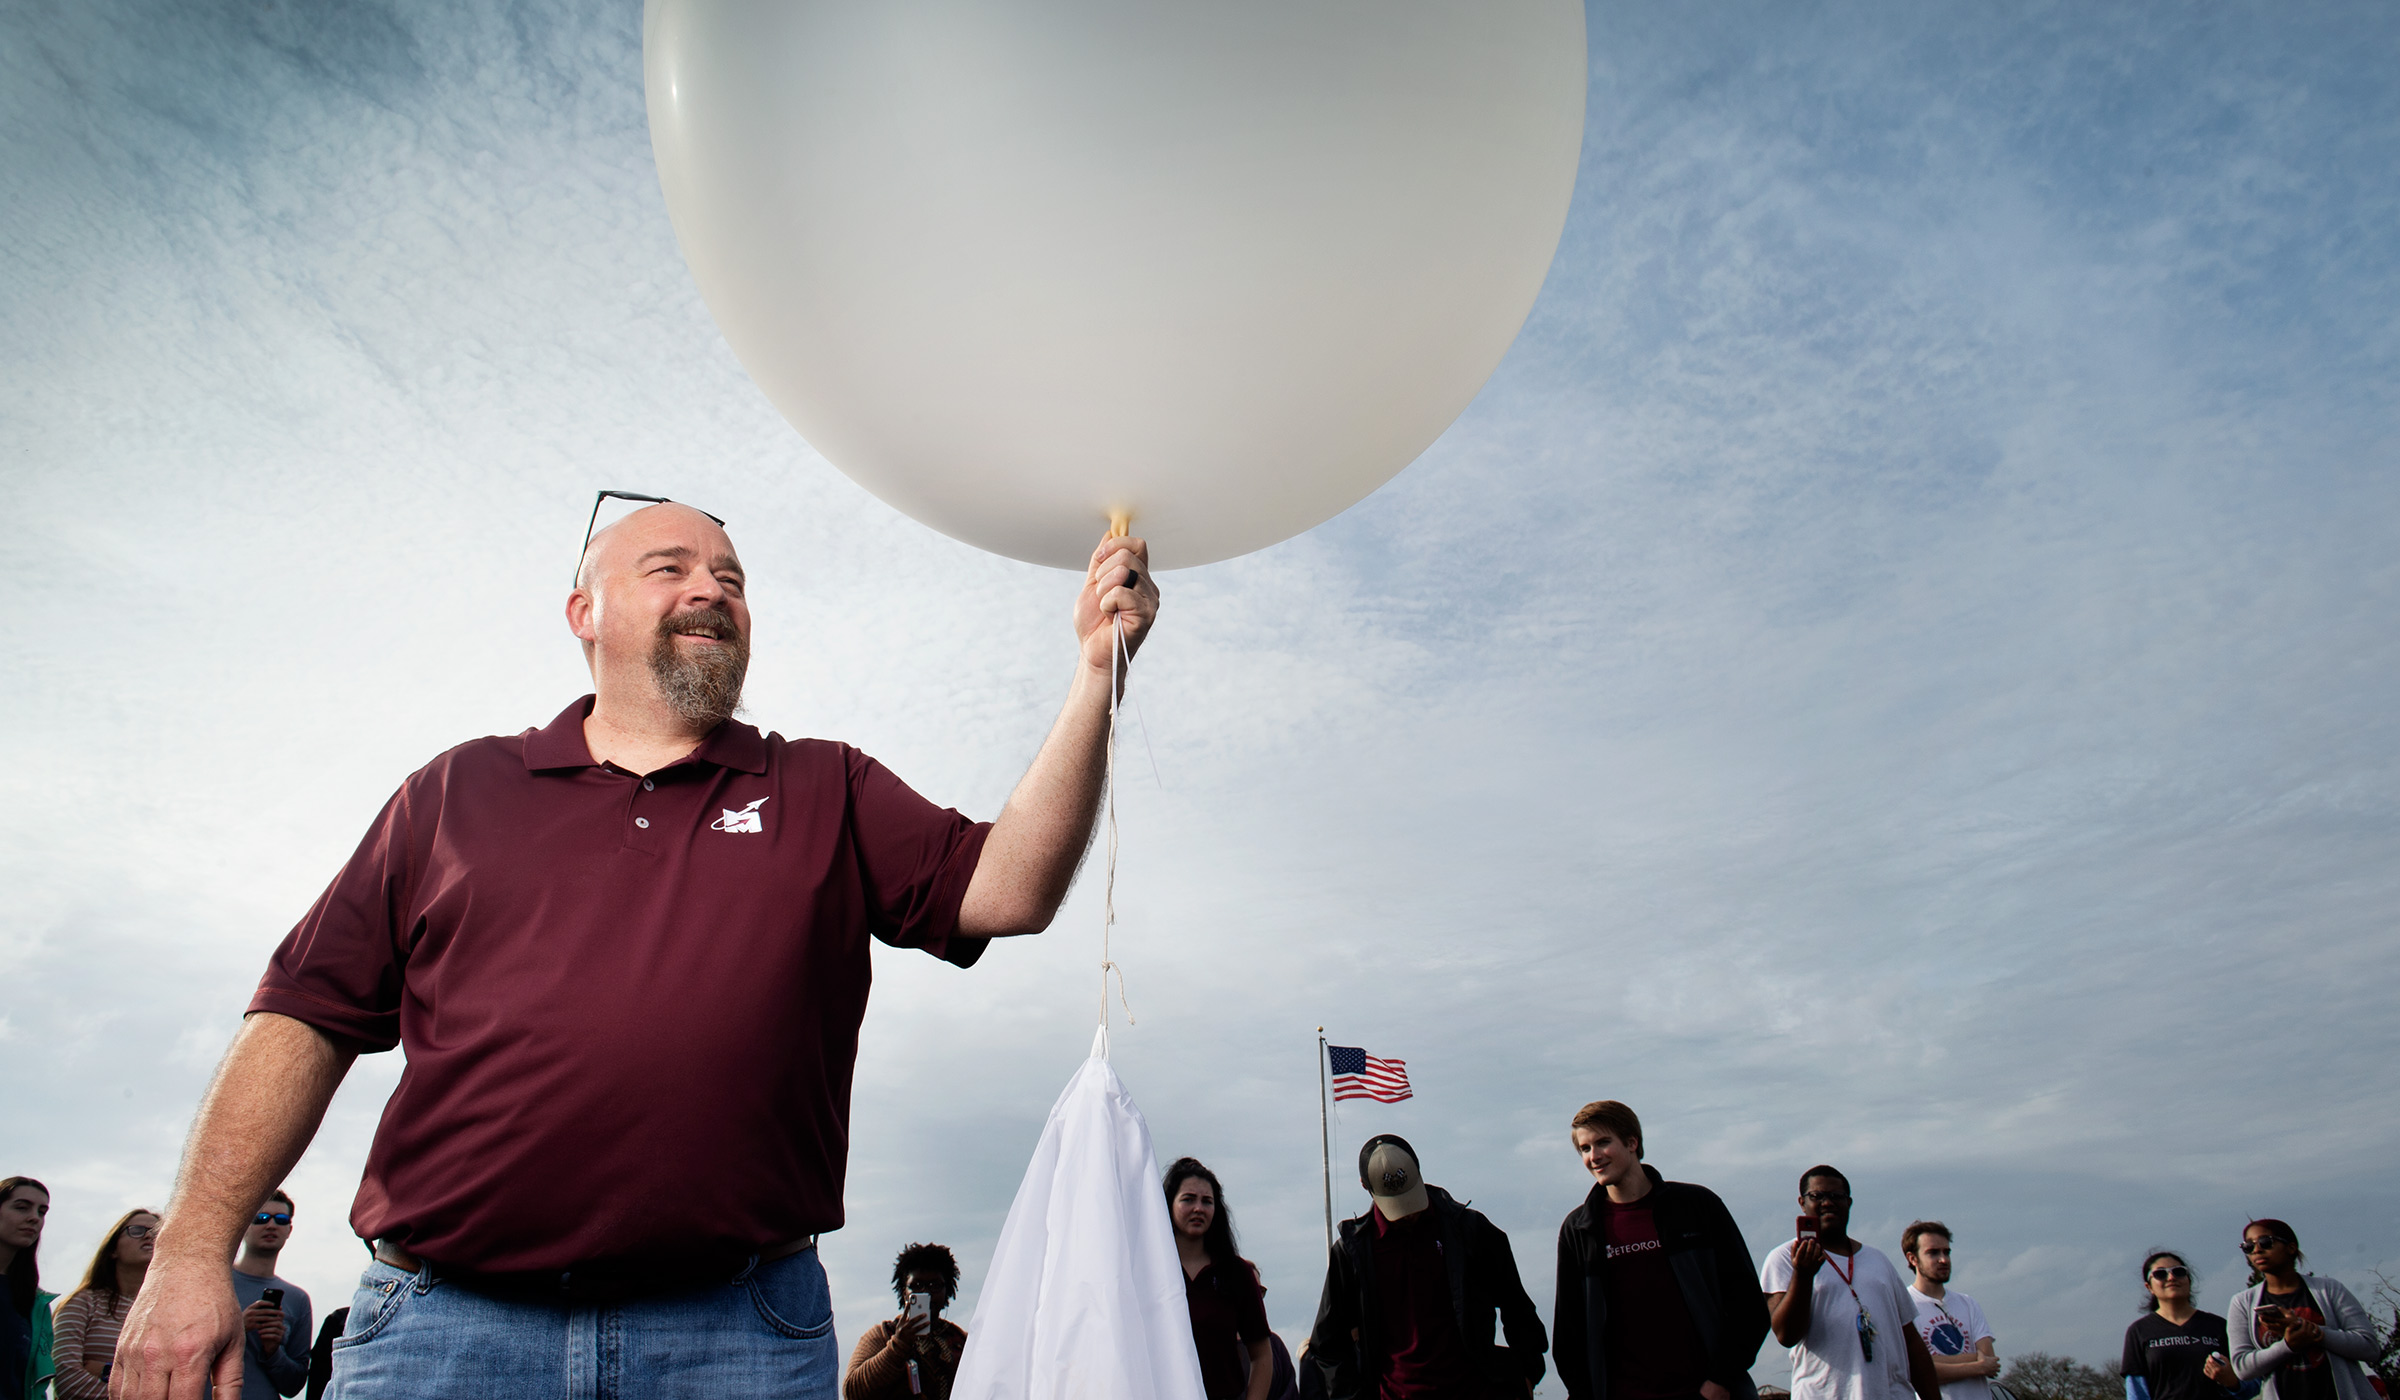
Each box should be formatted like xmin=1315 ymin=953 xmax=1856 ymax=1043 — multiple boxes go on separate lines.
xmin=709 ymin=797 xmax=770 ymax=834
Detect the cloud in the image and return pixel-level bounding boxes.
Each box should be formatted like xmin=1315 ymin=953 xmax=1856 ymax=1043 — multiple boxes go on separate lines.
xmin=5 ymin=0 xmax=2397 ymax=1380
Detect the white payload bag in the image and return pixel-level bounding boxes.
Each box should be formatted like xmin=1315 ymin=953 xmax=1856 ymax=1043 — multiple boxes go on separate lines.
xmin=952 ymin=1029 xmax=1208 ymax=1400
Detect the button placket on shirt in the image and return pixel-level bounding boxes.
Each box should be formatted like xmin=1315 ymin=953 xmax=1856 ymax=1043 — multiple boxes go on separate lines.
xmin=624 ymin=770 xmax=664 ymax=853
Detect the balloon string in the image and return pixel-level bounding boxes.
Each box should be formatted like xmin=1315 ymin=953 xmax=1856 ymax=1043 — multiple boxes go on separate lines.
xmin=1100 ymin=614 xmax=1135 ymax=1029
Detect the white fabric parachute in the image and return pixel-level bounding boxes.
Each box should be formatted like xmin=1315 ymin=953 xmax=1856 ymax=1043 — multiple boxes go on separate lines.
xmin=952 ymin=1029 xmax=1209 ymax=1400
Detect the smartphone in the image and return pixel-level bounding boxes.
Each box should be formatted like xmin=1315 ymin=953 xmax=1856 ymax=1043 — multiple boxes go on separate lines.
xmin=260 ymin=1288 xmax=286 ymax=1309
xmin=2256 ymin=1306 xmax=2287 ymax=1329
xmin=1796 ymin=1215 xmax=1819 ymax=1244
xmin=904 ymin=1292 xmax=931 ymax=1326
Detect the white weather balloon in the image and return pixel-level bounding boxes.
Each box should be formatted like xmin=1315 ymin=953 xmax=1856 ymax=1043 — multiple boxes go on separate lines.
xmin=645 ymin=0 xmax=1586 ymax=569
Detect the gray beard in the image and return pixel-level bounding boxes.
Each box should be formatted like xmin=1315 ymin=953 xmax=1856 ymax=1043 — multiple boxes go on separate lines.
xmin=648 ymin=608 xmax=750 ymax=728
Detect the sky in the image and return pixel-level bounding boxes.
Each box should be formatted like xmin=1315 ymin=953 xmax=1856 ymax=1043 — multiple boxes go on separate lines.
xmin=5 ymin=0 xmax=2398 ymax=1386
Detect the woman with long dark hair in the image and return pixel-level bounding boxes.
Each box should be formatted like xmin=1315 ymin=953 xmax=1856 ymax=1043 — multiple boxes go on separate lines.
xmin=2121 ymin=1249 xmax=2244 ymax=1400
xmin=1164 ymin=1158 xmax=1275 ymax=1400
xmin=51 ymin=1208 xmax=159 ymax=1400
xmin=0 ymin=1177 xmax=54 ymax=1400
xmin=2227 ymin=1220 xmax=2380 ymax=1400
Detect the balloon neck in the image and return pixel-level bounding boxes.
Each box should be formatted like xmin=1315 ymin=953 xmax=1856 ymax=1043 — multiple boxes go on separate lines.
xmin=1107 ymin=511 xmax=1131 ymax=539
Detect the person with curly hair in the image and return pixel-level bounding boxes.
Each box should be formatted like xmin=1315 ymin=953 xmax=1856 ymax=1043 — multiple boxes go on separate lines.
xmin=845 ymin=1243 xmax=968 ymax=1400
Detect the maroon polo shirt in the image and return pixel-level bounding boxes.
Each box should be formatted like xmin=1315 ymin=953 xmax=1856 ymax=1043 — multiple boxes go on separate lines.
xmin=248 ymin=697 xmax=991 ymax=1272
xmin=1184 ymin=1259 xmax=1272 ymax=1400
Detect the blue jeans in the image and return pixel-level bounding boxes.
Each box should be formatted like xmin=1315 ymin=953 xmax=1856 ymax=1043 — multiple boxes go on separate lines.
xmin=326 ymin=1248 xmax=838 ymax=1400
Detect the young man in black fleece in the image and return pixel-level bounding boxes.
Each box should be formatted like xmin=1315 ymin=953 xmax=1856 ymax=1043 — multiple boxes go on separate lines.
xmin=1309 ymin=1134 xmax=1549 ymax=1400
xmin=1552 ymin=1101 xmax=1771 ymax=1400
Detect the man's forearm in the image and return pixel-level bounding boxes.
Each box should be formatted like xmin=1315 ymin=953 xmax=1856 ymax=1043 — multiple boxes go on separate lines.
xmin=957 ymin=664 xmax=1113 ymax=937
xmin=1905 ymin=1319 xmax=1942 ymax=1400
xmin=156 ymin=1012 xmax=355 ymax=1268
xmin=1769 ymin=1290 xmax=1812 ymax=1346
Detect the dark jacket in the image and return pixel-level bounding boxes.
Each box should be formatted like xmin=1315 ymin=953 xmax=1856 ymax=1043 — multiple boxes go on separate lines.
xmin=1552 ymin=1168 xmax=1769 ymax=1400
xmin=1308 ymin=1186 xmax=1549 ymax=1400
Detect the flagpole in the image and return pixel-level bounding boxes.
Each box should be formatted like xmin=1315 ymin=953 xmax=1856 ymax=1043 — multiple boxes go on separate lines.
xmin=1317 ymin=1027 xmax=1333 ymax=1258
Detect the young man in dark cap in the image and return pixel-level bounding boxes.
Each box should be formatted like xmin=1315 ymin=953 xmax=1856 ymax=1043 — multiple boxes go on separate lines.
xmin=1309 ymin=1134 xmax=1548 ymax=1400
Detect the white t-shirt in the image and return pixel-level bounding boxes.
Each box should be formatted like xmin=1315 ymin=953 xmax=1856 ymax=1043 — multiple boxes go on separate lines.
xmin=1762 ymin=1241 xmax=1919 ymax=1400
xmin=1909 ymin=1285 xmax=1995 ymax=1400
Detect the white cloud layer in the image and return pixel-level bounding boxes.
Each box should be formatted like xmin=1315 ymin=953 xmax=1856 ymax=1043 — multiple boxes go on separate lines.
xmin=5 ymin=0 xmax=2397 ymax=1384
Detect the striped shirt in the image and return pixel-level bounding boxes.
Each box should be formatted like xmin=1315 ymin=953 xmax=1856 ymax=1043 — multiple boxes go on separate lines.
xmin=51 ymin=1290 xmax=132 ymax=1400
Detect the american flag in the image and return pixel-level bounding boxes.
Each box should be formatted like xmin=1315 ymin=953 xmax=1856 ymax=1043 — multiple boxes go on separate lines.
xmin=1327 ymin=1045 xmax=1412 ymax=1103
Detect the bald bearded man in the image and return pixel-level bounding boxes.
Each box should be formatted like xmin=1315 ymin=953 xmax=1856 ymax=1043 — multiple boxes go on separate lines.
xmin=113 ymin=502 xmax=1159 ymax=1400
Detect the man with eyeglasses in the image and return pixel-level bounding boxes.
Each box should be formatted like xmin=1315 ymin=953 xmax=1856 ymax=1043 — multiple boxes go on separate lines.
xmin=113 ymin=500 xmax=1161 ymax=1400
xmin=1899 ymin=1223 xmax=1997 ymax=1400
xmin=228 ymin=1189 xmax=310 ymax=1400
xmin=1761 ymin=1168 xmax=1940 ymax=1400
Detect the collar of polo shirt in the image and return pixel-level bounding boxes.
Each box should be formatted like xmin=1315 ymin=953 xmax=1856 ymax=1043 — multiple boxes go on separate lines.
xmin=525 ymin=695 xmax=767 ymax=775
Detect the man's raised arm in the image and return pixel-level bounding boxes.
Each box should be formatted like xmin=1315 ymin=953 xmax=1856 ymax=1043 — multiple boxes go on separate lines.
xmin=114 ymin=1012 xmax=357 ymax=1400
xmin=958 ymin=531 xmax=1159 ymax=938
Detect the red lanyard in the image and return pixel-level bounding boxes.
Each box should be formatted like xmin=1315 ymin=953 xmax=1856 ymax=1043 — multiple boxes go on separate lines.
xmin=1823 ymin=1248 xmax=1858 ymax=1288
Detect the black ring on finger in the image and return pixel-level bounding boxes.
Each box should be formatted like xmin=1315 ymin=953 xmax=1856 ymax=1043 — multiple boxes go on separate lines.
xmin=1125 ymin=570 xmax=1140 ymax=589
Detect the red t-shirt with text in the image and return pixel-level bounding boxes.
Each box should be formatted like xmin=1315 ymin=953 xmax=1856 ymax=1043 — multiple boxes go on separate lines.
xmin=1600 ymin=1200 xmax=1709 ymax=1400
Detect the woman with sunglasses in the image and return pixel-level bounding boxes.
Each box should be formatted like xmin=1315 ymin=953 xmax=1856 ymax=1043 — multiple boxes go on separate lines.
xmin=50 ymin=1209 xmax=159 ymax=1400
xmin=2123 ymin=1252 xmax=2246 ymax=1400
xmin=2227 ymin=1221 xmax=2380 ymax=1400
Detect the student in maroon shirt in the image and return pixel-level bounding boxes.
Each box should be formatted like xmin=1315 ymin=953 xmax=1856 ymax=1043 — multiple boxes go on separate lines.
xmin=1309 ymin=1135 xmax=1548 ymax=1400
xmin=1166 ymin=1158 xmax=1276 ymax=1400
xmin=113 ymin=501 xmax=1161 ymax=1400
xmin=1552 ymin=1101 xmax=1770 ymax=1400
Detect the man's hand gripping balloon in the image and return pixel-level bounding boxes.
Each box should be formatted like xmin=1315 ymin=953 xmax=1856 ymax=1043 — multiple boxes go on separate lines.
xmin=1077 ymin=531 xmax=1158 ymax=683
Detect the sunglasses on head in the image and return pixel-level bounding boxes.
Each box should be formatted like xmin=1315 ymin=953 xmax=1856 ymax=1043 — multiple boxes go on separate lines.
xmin=2149 ymin=1266 xmax=2190 ymax=1281
xmin=254 ymin=1212 xmax=292 ymax=1226
xmin=576 ymin=490 xmax=727 ymax=586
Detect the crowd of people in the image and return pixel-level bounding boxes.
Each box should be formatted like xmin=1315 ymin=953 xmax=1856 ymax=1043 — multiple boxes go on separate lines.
xmin=10 ymin=1111 xmax=2384 ymax=1400
xmin=1119 ymin=1104 xmax=2380 ymax=1400
xmin=3 ymin=1179 xmax=325 ymax=1400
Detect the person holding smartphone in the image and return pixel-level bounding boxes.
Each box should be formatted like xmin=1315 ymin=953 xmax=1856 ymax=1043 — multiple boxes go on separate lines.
xmin=2226 ymin=1221 xmax=2380 ymax=1400
xmin=2122 ymin=1250 xmax=2245 ymax=1400
xmin=230 ymin=1189 xmax=311 ymax=1399
xmin=1761 ymin=1167 xmax=1940 ymax=1400
xmin=845 ymin=1243 xmax=968 ymax=1400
